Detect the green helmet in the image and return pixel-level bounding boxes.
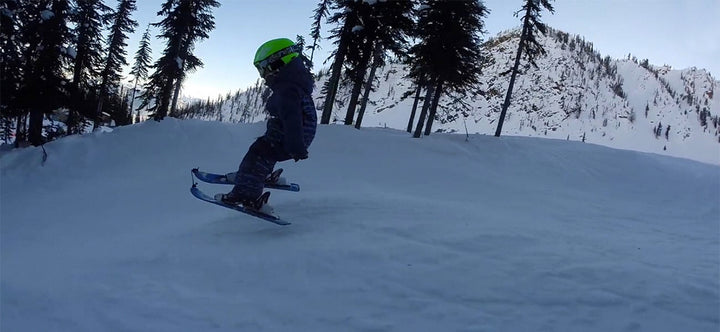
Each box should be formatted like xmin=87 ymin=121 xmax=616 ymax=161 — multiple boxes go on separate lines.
xmin=253 ymin=38 xmax=301 ymax=78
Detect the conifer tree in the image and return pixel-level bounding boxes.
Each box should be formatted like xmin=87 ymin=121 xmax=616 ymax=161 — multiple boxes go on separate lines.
xmin=406 ymin=84 xmax=423 ymax=133
xmin=324 ymin=0 xmax=415 ymax=127
xmin=494 ymin=0 xmax=554 ymax=137
xmin=145 ymin=0 xmax=219 ymax=121
xmin=341 ymin=1 xmax=375 ymax=126
xmin=354 ymin=43 xmax=382 ymax=129
xmin=308 ymin=0 xmax=330 ymax=62
xmin=350 ymin=0 xmax=414 ymax=129
xmin=67 ymin=0 xmax=111 ymax=134
xmin=17 ymin=0 xmax=73 ymax=145
xmin=320 ymin=0 xmax=358 ymax=124
xmin=130 ymin=25 xmax=152 ymax=121
xmin=1 ymin=0 xmax=25 ymax=141
xmin=409 ymin=0 xmax=488 ymax=138
xmin=95 ymin=0 xmax=138 ymax=129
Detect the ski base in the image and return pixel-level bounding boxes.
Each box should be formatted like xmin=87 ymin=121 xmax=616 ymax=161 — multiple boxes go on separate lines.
xmin=190 ymin=185 xmax=290 ymax=226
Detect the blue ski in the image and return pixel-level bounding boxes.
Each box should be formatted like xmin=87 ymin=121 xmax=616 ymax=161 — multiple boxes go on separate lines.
xmin=191 ymin=168 xmax=300 ymax=192
xmin=190 ymin=185 xmax=290 ymax=225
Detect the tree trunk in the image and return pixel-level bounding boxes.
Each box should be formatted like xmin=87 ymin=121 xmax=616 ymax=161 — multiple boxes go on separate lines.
xmin=344 ymin=41 xmax=373 ymax=126
xmin=95 ymin=100 xmax=104 ymax=129
xmin=355 ymin=44 xmax=383 ymax=129
xmin=94 ymin=93 xmax=105 ymax=131
xmin=66 ymin=106 xmax=76 ymax=136
xmin=407 ymin=84 xmax=423 ymax=133
xmin=424 ymin=80 xmax=444 ymax=136
xmin=413 ymin=82 xmax=436 ymax=138
xmin=310 ymin=38 xmax=318 ymax=62
xmin=14 ymin=114 xmax=24 ymax=147
xmin=129 ymin=78 xmax=139 ymax=123
xmin=494 ymin=4 xmax=532 ymax=137
xmin=69 ymin=33 xmax=89 ymax=136
xmin=155 ymin=81 xmax=173 ymax=120
xmin=169 ymin=37 xmax=188 ymax=118
xmin=320 ymin=15 xmax=355 ymax=124
xmin=117 ymin=84 xmax=126 ymax=125
xmin=94 ymin=69 xmax=112 ymax=130
xmin=343 ymin=73 xmax=364 ymax=126
xmin=28 ymin=109 xmax=44 ymax=146
xmin=170 ymin=74 xmax=184 ymax=117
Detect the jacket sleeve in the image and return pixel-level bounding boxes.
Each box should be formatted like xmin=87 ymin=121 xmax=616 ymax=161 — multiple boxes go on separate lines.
xmin=275 ymin=85 xmax=307 ymax=157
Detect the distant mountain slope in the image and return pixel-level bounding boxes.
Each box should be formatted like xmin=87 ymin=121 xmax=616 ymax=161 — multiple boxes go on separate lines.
xmin=178 ymin=28 xmax=719 ymax=164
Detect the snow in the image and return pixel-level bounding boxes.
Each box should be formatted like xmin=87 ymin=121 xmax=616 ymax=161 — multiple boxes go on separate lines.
xmin=65 ymin=46 xmax=77 ymax=59
xmin=39 ymin=10 xmax=54 ymax=21
xmin=309 ymin=30 xmax=720 ymax=165
xmin=351 ymin=25 xmax=364 ymax=33
xmin=1 ymin=118 xmax=719 ymax=331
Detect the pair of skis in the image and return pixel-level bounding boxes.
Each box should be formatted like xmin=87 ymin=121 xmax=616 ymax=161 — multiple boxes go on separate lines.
xmin=190 ymin=168 xmax=299 ymax=225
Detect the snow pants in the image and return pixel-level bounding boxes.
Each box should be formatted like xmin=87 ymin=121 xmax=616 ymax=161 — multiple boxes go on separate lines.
xmin=229 ymin=136 xmax=291 ymax=200
xmin=229 ymin=97 xmax=316 ymax=200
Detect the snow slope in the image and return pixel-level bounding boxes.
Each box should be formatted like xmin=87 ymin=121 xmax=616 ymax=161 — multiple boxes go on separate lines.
xmin=1 ymin=119 xmax=719 ymax=331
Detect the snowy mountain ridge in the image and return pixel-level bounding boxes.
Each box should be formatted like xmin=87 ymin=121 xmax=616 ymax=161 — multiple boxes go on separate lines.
xmin=178 ymin=28 xmax=719 ymax=165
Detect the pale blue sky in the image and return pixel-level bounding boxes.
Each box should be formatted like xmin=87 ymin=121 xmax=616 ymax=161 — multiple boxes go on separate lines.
xmin=123 ymin=0 xmax=720 ymax=99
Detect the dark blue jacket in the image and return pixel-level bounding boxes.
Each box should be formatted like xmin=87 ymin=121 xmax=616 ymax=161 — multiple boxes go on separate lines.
xmin=264 ymin=57 xmax=317 ymax=158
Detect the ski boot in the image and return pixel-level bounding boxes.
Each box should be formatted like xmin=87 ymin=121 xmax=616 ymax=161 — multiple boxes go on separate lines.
xmin=225 ymin=168 xmax=287 ymax=186
xmin=215 ymin=191 xmax=274 ymax=215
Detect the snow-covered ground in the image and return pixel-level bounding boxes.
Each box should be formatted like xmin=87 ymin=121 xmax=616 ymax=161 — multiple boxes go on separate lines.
xmin=2 ymin=119 xmax=718 ymax=331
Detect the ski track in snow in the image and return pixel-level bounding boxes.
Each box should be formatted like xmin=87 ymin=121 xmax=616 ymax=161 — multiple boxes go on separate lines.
xmin=1 ymin=119 xmax=718 ymax=331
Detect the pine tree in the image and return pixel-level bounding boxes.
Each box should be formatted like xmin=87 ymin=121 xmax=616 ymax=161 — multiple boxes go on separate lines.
xmin=320 ymin=0 xmax=358 ymax=124
xmin=341 ymin=1 xmax=375 ymax=126
xmin=67 ymin=0 xmax=112 ymax=134
xmin=130 ymin=25 xmax=152 ymax=121
xmin=295 ymin=34 xmax=306 ymax=50
xmin=494 ymin=0 xmax=555 ymax=137
xmin=354 ymin=43 xmax=382 ymax=129
xmin=96 ymin=0 xmax=138 ymax=129
xmin=145 ymin=0 xmax=220 ymax=121
xmin=308 ymin=0 xmax=330 ymax=62
xmin=16 ymin=0 xmax=73 ymax=145
xmin=406 ymin=84 xmax=423 ymax=133
xmin=352 ymin=0 xmax=414 ymax=129
xmin=330 ymin=0 xmax=415 ymax=127
xmin=1 ymin=0 xmax=26 ymax=143
xmin=409 ymin=0 xmax=488 ymax=138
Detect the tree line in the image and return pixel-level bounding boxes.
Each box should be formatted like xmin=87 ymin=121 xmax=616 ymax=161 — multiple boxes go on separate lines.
xmin=312 ymin=0 xmax=553 ymax=138
xmin=0 ymin=0 xmax=219 ymax=147
xmin=2 ymin=0 xmax=555 ymax=147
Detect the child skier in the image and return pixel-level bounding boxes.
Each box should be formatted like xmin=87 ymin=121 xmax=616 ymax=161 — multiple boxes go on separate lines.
xmin=215 ymin=38 xmax=316 ymax=211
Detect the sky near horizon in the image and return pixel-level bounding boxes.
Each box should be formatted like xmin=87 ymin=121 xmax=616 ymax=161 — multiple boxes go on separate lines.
xmin=122 ymin=0 xmax=720 ymax=99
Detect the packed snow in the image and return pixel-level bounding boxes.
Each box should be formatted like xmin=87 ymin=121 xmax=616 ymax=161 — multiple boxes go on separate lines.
xmin=1 ymin=118 xmax=718 ymax=331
